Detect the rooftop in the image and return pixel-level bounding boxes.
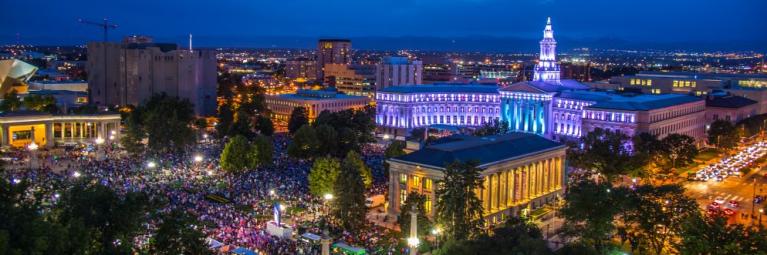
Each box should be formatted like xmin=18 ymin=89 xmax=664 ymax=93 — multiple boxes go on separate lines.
xmin=378 ymin=84 xmax=500 ymax=94
xmin=273 ymin=89 xmax=367 ymax=101
xmin=587 ymin=93 xmax=702 ymax=111
xmin=391 ymin=133 xmax=564 ymax=169
xmin=705 ymin=95 xmax=757 ymax=109
xmin=635 ymin=71 xmax=767 ymax=80
xmin=501 ymin=79 xmax=590 ymax=93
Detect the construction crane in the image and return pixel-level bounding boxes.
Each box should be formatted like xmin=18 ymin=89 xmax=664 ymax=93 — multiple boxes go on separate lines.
xmin=78 ymin=18 xmax=118 ymax=42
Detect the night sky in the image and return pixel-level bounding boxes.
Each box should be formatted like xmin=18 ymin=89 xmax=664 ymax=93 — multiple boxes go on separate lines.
xmin=2 ymin=0 xmax=766 ymax=50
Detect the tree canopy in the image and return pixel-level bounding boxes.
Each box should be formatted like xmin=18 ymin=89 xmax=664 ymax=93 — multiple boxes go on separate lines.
xmin=288 ymin=107 xmax=309 ymax=135
xmin=308 ymin=157 xmax=341 ymax=197
xmin=435 ymin=160 xmax=485 ymax=241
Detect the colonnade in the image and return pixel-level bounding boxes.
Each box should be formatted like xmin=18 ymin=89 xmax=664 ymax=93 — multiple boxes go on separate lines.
xmin=477 ymin=156 xmax=564 ymax=215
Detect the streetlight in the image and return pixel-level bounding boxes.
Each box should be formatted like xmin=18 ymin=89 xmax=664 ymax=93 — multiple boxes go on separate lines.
xmin=194 ymin=155 xmax=204 ymax=163
xmin=147 ymin=161 xmax=157 ymax=168
xmin=72 ymin=171 xmax=81 ymax=178
xmin=95 ymin=137 xmax=105 ymax=160
xmin=407 ymin=237 xmax=420 ymax=255
xmin=431 ymin=227 xmax=442 ymax=250
xmin=759 ymin=208 xmax=764 ymax=228
xmin=27 ymin=141 xmax=38 ymax=169
xmin=269 ymin=189 xmax=276 ymax=196
xmin=323 ymin=193 xmax=334 ymax=201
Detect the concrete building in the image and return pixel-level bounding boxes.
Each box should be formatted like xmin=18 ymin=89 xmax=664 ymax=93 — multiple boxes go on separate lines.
xmin=87 ymin=36 xmax=217 ymax=115
xmin=265 ymin=89 xmax=370 ymax=127
xmin=704 ymin=94 xmax=758 ymax=125
xmin=375 ymin=56 xmax=423 ymax=90
xmin=579 ymin=93 xmax=706 ymax=143
xmin=316 ymin=39 xmax=351 ymax=81
xmin=28 ymin=80 xmax=88 ymax=92
xmin=285 ymin=57 xmax=317 ymax=81
xmin=0 ymin=111 xmax=120 ymax=148
xmin=0 ymin=59 xmax=38 ymax=96
xmin=387 ymin=133 xmax=567 ymax=225
xmin=323 ymin=63 xmax=375 ymax=98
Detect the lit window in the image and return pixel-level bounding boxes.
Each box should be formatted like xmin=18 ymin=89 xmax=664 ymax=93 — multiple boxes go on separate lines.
xmin=400 ymin=174 xmax=407 ymax=184
xmin=424 ymin=179 xmax=432 ymax=191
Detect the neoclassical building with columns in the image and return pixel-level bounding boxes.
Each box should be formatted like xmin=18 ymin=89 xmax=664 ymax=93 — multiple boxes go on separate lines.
xmin=387 ymin=132 xmax=566 ymax=225
xmin=0 ymin=111 xmax=121 ymax=148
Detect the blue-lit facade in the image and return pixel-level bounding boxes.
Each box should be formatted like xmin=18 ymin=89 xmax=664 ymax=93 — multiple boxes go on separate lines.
xmin=375 ymin=84 xmax=500 ymax=135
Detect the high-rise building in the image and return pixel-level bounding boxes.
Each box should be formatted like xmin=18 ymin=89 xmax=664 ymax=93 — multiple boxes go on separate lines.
xmin=324 ymin=63 xmax=375 ymax=98
xmin=316 ymin=39 xmax=351 ymax=81
xmin=532 ymin=17 xmax=560 ymax=83
xmin=285 ymin=57 xmax=317 ymax=81
xmin=87 ymin=36 xmax=217 ymax=115
xmin=375 ymin=56 xmax=422 ymax=90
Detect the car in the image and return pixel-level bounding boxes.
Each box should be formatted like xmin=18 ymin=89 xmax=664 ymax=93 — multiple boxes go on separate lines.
xmin=723 ymin=208 xmax=735 ymax=216
xmin=755 ymin=196 xmax=764 ymax=204
xmin=728 ymin=200 xmax=739 ymax=208
xmin=714 ymin=197 xmax=726 ymax=204
xmin=708 ymin=202 xmax=720 ymax=209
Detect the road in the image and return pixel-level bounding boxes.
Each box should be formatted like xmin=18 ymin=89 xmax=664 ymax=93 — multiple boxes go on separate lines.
xmin=684 ymin=167 xmax=767 ymax=226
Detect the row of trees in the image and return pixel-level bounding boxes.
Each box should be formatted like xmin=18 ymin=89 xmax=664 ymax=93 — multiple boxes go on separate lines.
xmin=568 ymin=128 xmax=698 ymax=181
xmin=287 ymin=107 xmax=376 ymax=159
xmin=0 ymin=179 xmax=210 ymax=255
xmin=0 ymin=90 xmax=58 ymax=113
xmin=216 ymin=72 xmax=274 ymax=139
xmin=561 ymin=180 xmax=767 ymax=254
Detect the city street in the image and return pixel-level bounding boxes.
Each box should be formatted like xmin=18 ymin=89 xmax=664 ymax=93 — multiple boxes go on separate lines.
xmin=684 ymin=167 xmax=767 ymax=226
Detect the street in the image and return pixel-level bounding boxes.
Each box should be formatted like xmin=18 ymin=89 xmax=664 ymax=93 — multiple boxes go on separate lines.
xmin=684 ymin=167 xmax=767 ymax=226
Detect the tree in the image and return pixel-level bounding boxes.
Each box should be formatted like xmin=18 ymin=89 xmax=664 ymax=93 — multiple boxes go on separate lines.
xmin=385 ymin=140 xmax=407 ymax=158
xmin=253 ymin=136 xmax=273 ymax=166
xmin=216 ymin=102 xmax=234 ymax=137
xmin=344 ymin=150 xmax=373 ymax=188
xmin=22 ymin=94 xmax=57 ymax=113
xmin=559 ymin=180 xmax=620 ymax=253
xmin=142 ymin=94 xmax=196 ymax=154
xmin=315 ymin=124 xmax=339 ymax=157
xmin=121 ymin=108 xmax=146 ymax=155
xmin=332 ymin=151 xmax=368 ymax=232
xmin=0 ymin=179 xmax=64 ymax=254
xmin=230 ymin=109 xmax=255 ymax=139
xmin=220 ymin=135 xmax=253 ymax=172
xmin=255 ymin=115 xmax=274 ymax=136
xmin=473 ymin=119 xmax=510 ymax=136
xmin=398 ymin=192 xmax=432 ymax=239
xmin=678 ymin=214 xmax=767 ymax=254
xmin=55 ymin=184 xmax=150 ymax=254
xmin=632 ymin=132 xmax=663 ymax=178
xmin=659 ymin=134 xmax=698 ymax=169
xmin=308 ymin=157 xmax=341 ymax=197
xmin=570 ymin=128 xmax=639 ymax=180
xmin=708 ymin=120 xmax=738 ymax=150
xmin=0 ymin=90 xmax=21 ymax=112
xmin=434 ymin=217 xmax=551 ymax=255
xmin=150 ymin=210 xmax=211 ymax=255
xmin=287 ymin=125 xmax=319 ymax=159
xmin=288 ymin=107 xmax=309 ymax=135
xmin=625 ymin=184 xmax=700 ymax=255
xmin=435 ymin=160 xmax=485 ymax=241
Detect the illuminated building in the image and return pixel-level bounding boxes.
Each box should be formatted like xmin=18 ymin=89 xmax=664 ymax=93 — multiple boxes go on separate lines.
xmin=316 ymin=39 xmax=351 ymax=81
xmin=265 ymin=89 xmax=370 ymax=127
xmin=375 ymin=84 xmax=501 ymax=136
xmin=532 ymin=17 xmax=560 ymax=83
xmin=285 ymin=57 xmax=317 ymax=81
xmin=87 ymin=36 xmax=217 ymax=116
xmin=375 ymin=56 xmax=422 ymax=90
xmin=387 ymin=133 xmax=567 ymax=224
xmin=704 ymin=93 xmax=758 ymax=125
xmin=0 ymin=112 xmax=120 ymax=148
xmin=323 ymin=63 xmax=375 ymax=98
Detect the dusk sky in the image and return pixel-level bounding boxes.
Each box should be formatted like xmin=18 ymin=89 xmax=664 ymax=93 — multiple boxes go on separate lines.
xmin=2 ymin=0 xmax=766 ymax=50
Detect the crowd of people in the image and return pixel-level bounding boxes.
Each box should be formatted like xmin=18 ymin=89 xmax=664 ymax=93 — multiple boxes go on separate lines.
xmin=2 ymin=133 xmax=406 ymax=255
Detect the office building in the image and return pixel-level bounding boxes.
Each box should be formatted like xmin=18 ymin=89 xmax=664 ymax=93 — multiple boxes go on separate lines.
xmin=316 ymin=39 xmax=351 ymax=81
xmin=324 ymin=63 xmax=375 ymax=98
xmin=375 ymin=56 xmax=422 ymax=90
xmin=704 ymin=93 xmax=758 ymax=125
xmin=265 ymin=89 xmax=370 ymax=127
xmin=0 ymin=111 xmax=120 ymax=148
xmin=87 ymin=36 xmax=217 ymax=115
xmin=387 ymin=133 xmax=567 ymax=224
xmin=285 ymin=57 xmax=317 ymax=81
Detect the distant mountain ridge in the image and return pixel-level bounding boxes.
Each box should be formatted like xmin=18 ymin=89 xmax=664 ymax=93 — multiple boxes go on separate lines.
xmin=2 ymin=35 xmax=765 ymax=52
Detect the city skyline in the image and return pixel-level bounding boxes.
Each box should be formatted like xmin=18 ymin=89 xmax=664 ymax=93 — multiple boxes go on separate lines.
xmin=2 ymin=0 xmax=766 ymax=51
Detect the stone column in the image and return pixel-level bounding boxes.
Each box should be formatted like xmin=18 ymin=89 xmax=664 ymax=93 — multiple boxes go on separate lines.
xmin=0 ymin=124 xmax=7 ymax=146
xmin=388 ymin=170 xmax=399 ymax=216
xmin=45 ymin=122 xmax=54 ymax=147
xmin=500 ymin=171 xmax=508 ymax=209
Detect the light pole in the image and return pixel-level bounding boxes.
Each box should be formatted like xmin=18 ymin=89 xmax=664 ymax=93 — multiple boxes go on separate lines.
xmin=431 ymin=226 xmax=442 ymax=251
xmin=753 ymin=177 xmax=757 ymax=225
xmin=760 ymin=208 xmax=764 ymax=228
xmin=27 ymin=141 xmax=38 ymax=169
xmin=407 ymin=204 xmax=420 ymax=255
xmin=95 ymin=137 xmax=105 ymax=161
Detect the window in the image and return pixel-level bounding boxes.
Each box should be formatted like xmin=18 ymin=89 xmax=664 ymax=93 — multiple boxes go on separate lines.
xmin=400 ymin=192 xmax=408 ymax=205
xmin=412 ymin=176 xmax=421 ymax=188
xmin=425 ymin=197 xmax=432 ymax=214
xmin=424 ymin=179 xmax=433 ymax=191
xmin=400 ymin=174 xmax=407 ymax=184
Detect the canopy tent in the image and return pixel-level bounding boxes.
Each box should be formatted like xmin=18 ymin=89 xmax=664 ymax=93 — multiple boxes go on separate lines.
xmin=231 ymin=247 xmax=258 ymax=255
